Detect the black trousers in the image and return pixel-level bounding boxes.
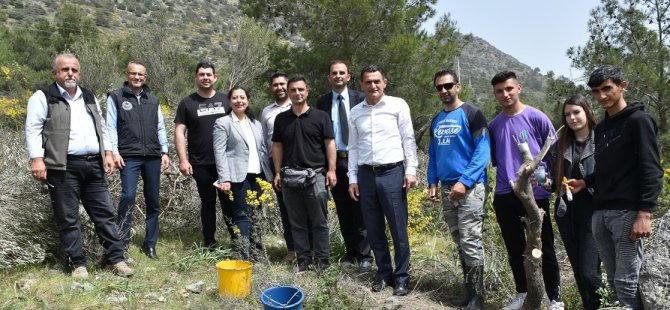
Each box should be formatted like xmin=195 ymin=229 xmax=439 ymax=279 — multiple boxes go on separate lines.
xmin=192 ymin=164 xmax=236 ymax=246
xmin=332 ymin=156 xmax=372 ymax=263
xmin=556 ymin=192 xmax=602 ymax=310
xmin=47 ymin=157 xmax=125 ymax=268
xmin=493 ymin=192 xmax=561 ymax=301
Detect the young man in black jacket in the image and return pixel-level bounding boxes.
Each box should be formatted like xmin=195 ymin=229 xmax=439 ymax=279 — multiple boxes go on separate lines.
xmin=569 ymin=65 xmax=663 ymax=310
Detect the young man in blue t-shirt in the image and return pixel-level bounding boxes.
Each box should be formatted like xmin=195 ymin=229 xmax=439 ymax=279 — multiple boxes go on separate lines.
xmin=427 ymin=69 xmax=489 ymax=309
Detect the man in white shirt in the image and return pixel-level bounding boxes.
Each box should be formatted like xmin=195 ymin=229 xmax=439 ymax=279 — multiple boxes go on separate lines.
xmin=25 ymin=53 xmax=133 ymax=279
xmin=348 ymin=65 xmax=418 ymax=296
xmin=259 ymin=72 xmax=297 ymax=262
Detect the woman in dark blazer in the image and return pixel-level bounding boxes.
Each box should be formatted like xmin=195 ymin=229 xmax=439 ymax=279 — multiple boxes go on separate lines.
xmin=213 ymin=86 xmax=271 ymax=261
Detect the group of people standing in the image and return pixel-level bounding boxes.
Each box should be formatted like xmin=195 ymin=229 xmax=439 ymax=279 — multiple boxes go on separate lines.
xmin=26 ymin=53 xmax=661 ymax=310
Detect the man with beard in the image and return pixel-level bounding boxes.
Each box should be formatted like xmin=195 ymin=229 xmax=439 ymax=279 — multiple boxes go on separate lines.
xmin=260 ymin=72 xmax=296 ymax=262
xmin=427 ymin=69 xmax=488 ymax=309
xmin=272 ymin=76 xmax=336 ymax=273
xmin=25 ymin=53 xmax=133 ymax=278
xmin=174 ymin=61 xmax=234 ymax=248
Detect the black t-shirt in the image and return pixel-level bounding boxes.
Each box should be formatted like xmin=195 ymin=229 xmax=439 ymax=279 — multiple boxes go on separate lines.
xmin=174 ymin=92 xmax=230 ymax=165
xmin=272 ymin=107 xmax=334 ymax=169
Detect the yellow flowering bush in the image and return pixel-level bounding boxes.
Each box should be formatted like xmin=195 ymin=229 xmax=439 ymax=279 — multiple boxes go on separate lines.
xmin=407 ymin=187 xmax=433 ymax=246
xmin=0 ymin=91 xmax=31 ymax=129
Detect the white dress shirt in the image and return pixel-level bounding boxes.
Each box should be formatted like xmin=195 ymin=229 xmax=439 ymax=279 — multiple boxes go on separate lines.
xmin=260 ymin=100 xmax=291 ymax=158
xmin=25 ymin=84 xmax=109 ymax=158
xmin=330 ymin=88 xmax=350 ymax=151
xmin=347 ymin=95 xmax=418 ymax=183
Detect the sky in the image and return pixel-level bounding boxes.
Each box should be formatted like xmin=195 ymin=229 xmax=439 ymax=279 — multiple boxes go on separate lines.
xmin=423 ymin=0 xmax=602 ymax=81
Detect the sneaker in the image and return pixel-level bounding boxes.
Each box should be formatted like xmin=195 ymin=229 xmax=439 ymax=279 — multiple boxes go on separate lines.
xmin=502 ymin=292 xmax=527 ymax=310
xmin=548 ymin=300 xmax=564 ymax=310
xmin=72 ymin=266 xmax=89 ymax=279
xmin=111 ymin=261 xmax=134 ymax=277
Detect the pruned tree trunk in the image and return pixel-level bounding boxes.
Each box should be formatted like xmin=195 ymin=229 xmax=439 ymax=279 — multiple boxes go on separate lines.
xmin=509 ymin=126 xmax=563 ymax=310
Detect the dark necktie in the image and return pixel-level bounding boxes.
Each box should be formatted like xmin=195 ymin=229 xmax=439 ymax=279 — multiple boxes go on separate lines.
xmin=337 ymin=94 xmax=348 ymax=145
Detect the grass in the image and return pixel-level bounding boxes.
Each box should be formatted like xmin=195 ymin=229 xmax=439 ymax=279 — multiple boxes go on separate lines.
xmin=0 ymin=201 xmax=587 ymax=310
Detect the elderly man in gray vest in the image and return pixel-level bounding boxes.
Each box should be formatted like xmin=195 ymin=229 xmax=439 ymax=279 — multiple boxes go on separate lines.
xmin=25 ymin=53 xmax=133 ymax=279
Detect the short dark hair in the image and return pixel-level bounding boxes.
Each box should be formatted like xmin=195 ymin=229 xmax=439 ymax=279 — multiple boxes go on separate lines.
xmin=329 ymin=60 xmax=348 ymax=73
xmin=270 ymin=71 xmax=288 ymax=83
xmin=360 ymin=65 xmax=384 ymax=80
xmin=433 ymin=69 xmax=459 ymax=84
xmin=587 ymin=65 xmax=624 ymax=87
xmin=195 ymin=60 xmax=215 ymax=75
xmin=491 ymin=71 xmax=517 ymax=86
xmin=287 ymin=76 xmax=308 ymax=88
xmin=226 ymin=85 xmax=255 ymax=121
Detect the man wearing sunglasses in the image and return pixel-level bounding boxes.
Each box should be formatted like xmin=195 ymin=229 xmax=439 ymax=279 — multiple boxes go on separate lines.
xmin=427 ymin=69 xmax=489 ymax=309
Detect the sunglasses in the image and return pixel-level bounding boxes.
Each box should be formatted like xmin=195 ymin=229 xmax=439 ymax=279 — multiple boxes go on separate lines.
xmin=435 ymin=82 xmax=456 ymax=91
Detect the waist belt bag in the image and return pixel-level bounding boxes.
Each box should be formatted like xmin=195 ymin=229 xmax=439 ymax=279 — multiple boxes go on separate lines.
xmin=281 ymin=167 xmax=321 ymax=188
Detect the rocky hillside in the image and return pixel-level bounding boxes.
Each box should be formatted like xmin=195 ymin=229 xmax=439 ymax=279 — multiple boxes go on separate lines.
xmin=1 ymin=0 xmax=548 ymax=108
xmin=0 ymin=0 xmax=240 ymax=55
xmin=459 ymin=36 xmax=548 ymax=107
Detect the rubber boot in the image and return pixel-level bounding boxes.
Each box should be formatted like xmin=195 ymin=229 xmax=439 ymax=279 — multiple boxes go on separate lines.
xmin=465 ymin=265 xmax=484 ymax=310
xmin=449 ymin=262 xmax=470 ymax=307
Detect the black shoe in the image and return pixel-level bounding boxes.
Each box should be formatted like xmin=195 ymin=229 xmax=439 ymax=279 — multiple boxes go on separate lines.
xmin=393 ymin=282 xmax=409 ymax=296
xmin=295 ymin=260 xmax=310 ymax=274
xmin=315 ymin=261 xmax=330 ymax=274
xmin=372 ymin=279 xmax=392 ymax=292
xmin=359 ymin=260 xmax=373 ymax=273
xmin=141 ymin=246 xmax=159 ymax=259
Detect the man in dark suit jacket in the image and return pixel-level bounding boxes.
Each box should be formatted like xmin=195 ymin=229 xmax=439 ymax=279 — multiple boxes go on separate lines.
xmin=316 ymin=60 xmax=372 ymax=271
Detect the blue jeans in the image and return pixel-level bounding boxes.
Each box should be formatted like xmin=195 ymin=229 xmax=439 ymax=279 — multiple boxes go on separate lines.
xmin=117 ymin=156 xmax=161 ymax=248
xmin=592 ymin=209 xmax=644 ymax=309
xmin=358 ymin=164 xmax=410 ymax=284
xmin=47 ymin=157 xmax=125 ymax=268
xmin=282 ymin=173 xmax=330 ymax=264
xmin=441 ymin=182 xmax=485 ymax=267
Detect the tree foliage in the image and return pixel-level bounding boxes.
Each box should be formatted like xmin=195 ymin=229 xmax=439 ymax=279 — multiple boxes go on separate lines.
xmin=242 ymin=0 xmax=464 ymax=115
xmin=218 ymin=16 xmax=277 ymax=92
xmin=545 ymin=71 xmax=593 ymax=125
xmin=568 ymin=0 xmax=670 ymax=132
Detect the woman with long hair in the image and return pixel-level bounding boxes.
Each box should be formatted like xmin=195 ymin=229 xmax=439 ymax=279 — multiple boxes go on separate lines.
xmin=550 ymin=94 xmax=602 ymax=310
xmin=213 ymin=86 xmax=271 ymax=261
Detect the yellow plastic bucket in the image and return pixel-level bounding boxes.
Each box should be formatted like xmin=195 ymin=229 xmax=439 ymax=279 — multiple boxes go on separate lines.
xmin=216 ymin=260 xmax=253 ymax=298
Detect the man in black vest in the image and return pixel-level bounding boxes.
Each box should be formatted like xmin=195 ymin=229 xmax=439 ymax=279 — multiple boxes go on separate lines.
xmin=106 ymin=61 xmax=169 ymax=259
xmin=316 ymin=60 xmax=372 ymax=271
xmin=25 ymin=53 xmax=133 ymax=278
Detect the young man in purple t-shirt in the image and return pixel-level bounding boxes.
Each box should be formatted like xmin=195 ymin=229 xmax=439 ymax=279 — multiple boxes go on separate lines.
xmin=488 ymin=71 xmax=563 ymax=310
